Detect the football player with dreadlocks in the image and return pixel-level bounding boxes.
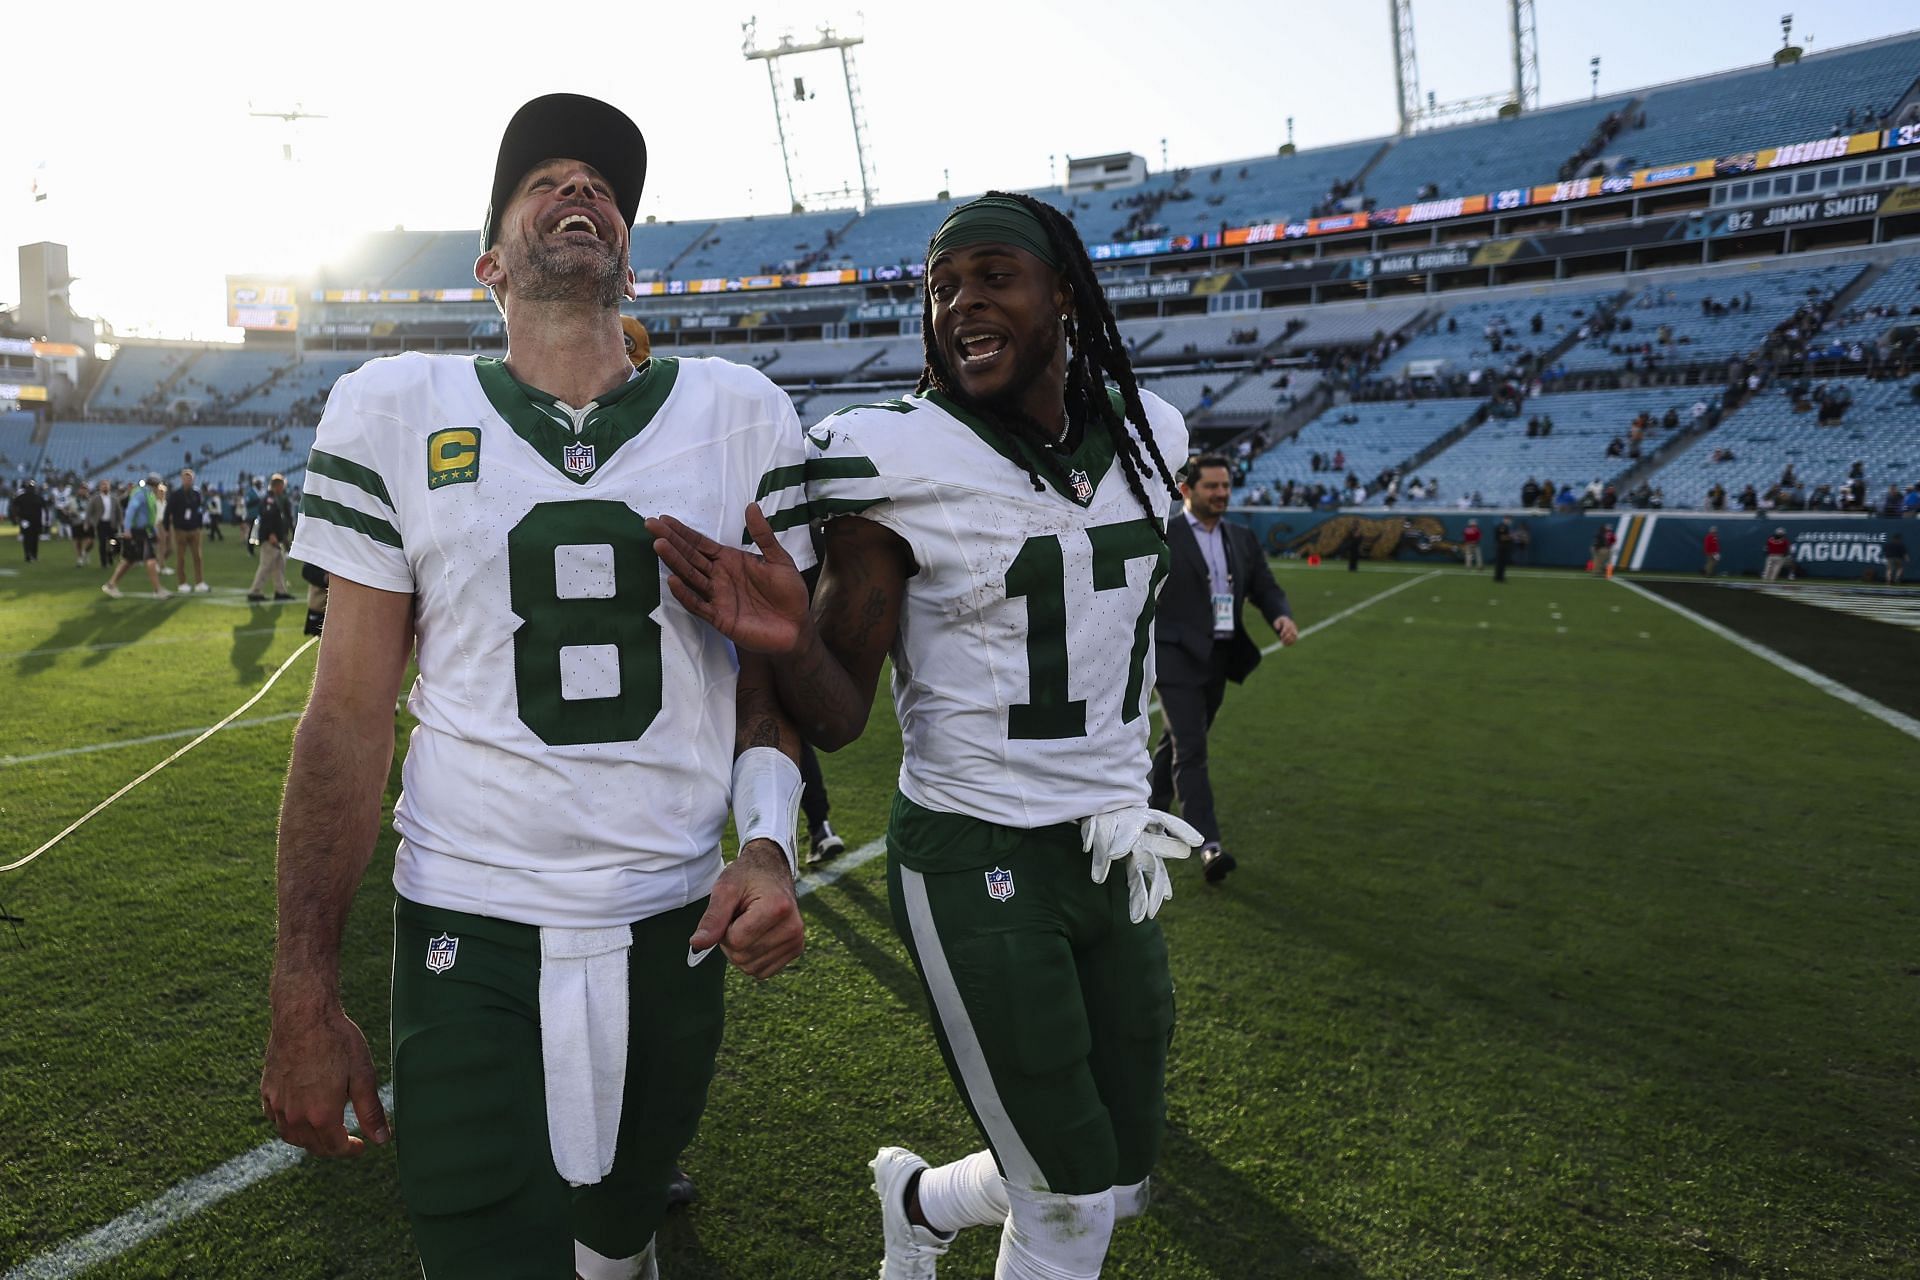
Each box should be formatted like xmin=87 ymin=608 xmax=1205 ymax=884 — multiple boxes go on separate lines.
xmin=650 ymin=191 xmax=1199 ymax=1279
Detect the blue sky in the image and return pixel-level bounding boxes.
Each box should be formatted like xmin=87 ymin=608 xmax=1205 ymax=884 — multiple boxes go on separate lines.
xmin=1 ymin=0 xmax=1911 ymax=338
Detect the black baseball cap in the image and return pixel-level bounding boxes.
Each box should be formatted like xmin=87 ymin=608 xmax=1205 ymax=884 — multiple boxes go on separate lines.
xmin=483 ymin=93 xmax=647 ymax=249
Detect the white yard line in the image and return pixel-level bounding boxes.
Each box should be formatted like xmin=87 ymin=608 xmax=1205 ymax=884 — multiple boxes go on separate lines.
xmin=0 ymin=713 xmax=304 ymax=768
xmin=2 ymin=1085 xmax=395 ymax=1280
xmin=6 ymin=568 xmax=1437 ymax=1276
xmin=1147 ymin=569 xmax=1443 ymax=717
xmin=1614 ymin=577 xmax=1920 ymax=744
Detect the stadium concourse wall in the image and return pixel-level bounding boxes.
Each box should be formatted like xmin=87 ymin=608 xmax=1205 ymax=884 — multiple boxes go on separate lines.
xmin=1230 ymin=509 xmax=1908 ymax=578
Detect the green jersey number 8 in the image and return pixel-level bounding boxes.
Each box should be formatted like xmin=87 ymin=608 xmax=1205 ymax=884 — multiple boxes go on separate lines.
xmin=507 ymin=500 xmax=663 ymax=746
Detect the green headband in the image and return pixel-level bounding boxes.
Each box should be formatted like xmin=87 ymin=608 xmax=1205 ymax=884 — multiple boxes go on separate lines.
xmin=926 ymin=195 xmax=1059 ymax=270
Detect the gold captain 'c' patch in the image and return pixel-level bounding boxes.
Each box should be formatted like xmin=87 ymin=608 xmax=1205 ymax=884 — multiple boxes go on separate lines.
xmin=427 ymin=428 xmax=481 ymax=490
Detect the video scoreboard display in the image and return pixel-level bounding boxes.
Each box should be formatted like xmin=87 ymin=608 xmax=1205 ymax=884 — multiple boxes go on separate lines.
xmin=226 ymin=279 xmax=298 ymax=332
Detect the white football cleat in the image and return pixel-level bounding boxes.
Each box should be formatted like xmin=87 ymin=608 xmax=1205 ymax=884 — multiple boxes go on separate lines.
xmin=194 ymin=582 xmax=211 ymax=593
xmin=100 ymin=582 xmax=122 ymax=599
xmin=872 ymin=1146 xmax=951 ymax=1280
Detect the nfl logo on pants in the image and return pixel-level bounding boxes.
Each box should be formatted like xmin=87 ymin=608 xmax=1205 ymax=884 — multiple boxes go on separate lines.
xmin=985 ymin=867 xmax=1015 ymax=902
xmin=426 ymin=933 xmax=459 ymax=974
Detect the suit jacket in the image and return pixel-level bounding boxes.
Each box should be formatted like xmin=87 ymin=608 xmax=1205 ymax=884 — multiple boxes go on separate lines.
xmin=1154 ymin=513 xmax=1290 ymax=686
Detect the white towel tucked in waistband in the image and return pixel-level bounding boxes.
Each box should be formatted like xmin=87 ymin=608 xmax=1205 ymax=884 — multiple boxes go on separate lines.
xmin=538 ymin=924 xmax=634 ymax=1186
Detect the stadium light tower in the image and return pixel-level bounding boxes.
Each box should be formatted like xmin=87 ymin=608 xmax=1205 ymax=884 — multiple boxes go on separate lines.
xmin=1392 ymin=0 xmax=1542 ymax=133
xmin=1390 ymin=0 xmax=1421 ymax=135
xmin=742 ymin=18 xmax=878 ymax=214
xmin=248 ymin=102 xmax=328 ymax=162
xmin=1511 ymin=0 xmax=1540 ymax=116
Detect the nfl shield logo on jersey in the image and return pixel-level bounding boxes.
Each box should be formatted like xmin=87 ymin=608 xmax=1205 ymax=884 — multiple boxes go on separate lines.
xmin=984 ymin=867 xmax=1015 ymax=902
xmin=563 ymin=441 xmax=597 ymax=478
xmin=425 ymin=933 xmax=459 ymax=974
xmin=1069 ymin=468 xmax=1093 ymax=504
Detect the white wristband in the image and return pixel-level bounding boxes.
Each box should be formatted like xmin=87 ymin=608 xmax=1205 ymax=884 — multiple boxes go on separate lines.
xmin=731 ymin=747 xmax=803 ymax=879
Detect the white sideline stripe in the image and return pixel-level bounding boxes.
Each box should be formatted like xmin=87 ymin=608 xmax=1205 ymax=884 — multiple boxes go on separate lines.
xmin=2 ymin=1085 xmax=395 ymax=1280
xmin=4 ymin=841 xmax=887 ymax=1280
xmin=1146 ymin=569 xmax=1442 ymax=718
xmin=1614 ymin=577 xmax=1920 ymax=743
xmin=8 ymin=569 xmax=1435 ymax=1274
xmin=0 ymin=627 xmax=281 ymax=661
xmin=0 ymin=638 xmax=318 ymax=875
xmin=0 ymin=713 xmax=304 ymax=768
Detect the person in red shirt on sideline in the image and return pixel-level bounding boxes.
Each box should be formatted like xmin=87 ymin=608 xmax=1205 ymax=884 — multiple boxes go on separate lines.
xmin=1763 ymin=527 xmax=1792 ymax=580
xmin=1461 ymin=518 xmax=1483 ymax=570
xmin=1702 ymin=526 xmax=1721 ymax=577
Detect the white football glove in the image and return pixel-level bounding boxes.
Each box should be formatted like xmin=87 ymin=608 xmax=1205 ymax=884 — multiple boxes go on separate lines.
xmin=1080 ymin=806 xmax=1204 ymax=923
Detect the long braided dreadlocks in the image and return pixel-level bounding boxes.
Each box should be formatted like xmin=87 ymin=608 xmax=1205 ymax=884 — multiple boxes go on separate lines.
xmin=914 ymin=190 xmax=1182 ymax=529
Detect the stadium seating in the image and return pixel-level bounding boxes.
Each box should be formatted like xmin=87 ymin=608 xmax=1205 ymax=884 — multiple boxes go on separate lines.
xmin=1813 ymin=255 xmax=1920 ymax=349
xmin=1204 ymin=369 xmax=1322 ymax=419
xmin=1647 ymin=378 xmax=1919 ymax=506
xmin=221 ymin=427 xmax=318 ymax=491
xmin=1560 ymin=261 xmax=1867 ymax=370
xmin=37 ymin=423 xmax=166 ymax=478
xmin=106 ymin=427 xmax=266 ymax=483
xmin=90 ymin=347 xmax=192 ymax=411
xmin=679 ymin=210 xmax=856 ymax=277
xmin=1361 ymin=99 xmax=1633 ymax=204
xmin=227 ymin=354 xmax=366 ymax=417
xmin=1414 ymin=388 xmax=1706 ymax=505
xmin=1 ymin=413 xmax=39 ymax=476
xmin=1387 ymin=288 xmax=1620 ymax=379
xmin=1288 ymin=300 xmax=1430 ymax=350
xmin=1140 ymin=312 xmax=1280 ymax=361
xmin=171 ymin=349 xmax=295 ymax=407
xmin=1613 ymin=34 xmax=1920 ymax=171
xmin=313 ymin=229 xmax=448 ymax=290
xmin=1246 ymin=399 xmax=1478 ymax=489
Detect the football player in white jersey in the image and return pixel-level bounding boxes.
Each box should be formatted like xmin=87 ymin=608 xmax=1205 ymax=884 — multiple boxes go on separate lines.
xmin=260 ymin=95 xmax=812 ymax=1280
xmin=652 ymin=192 xmax=1201 ymax=1279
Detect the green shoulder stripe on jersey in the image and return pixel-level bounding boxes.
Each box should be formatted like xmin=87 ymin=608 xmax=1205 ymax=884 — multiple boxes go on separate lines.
xmin=306 ymin=448 xmax=395 ymax=510
xmin=755 ymin=456 xmax=880 ymax=502
xmin=753 ymin=495 xmax=885 ymax=538
xmin=474 ymin=356 xmax=680 ymax=485
xmin=300 ymin=492 xmax=403 ymax=549
xmin=824 ymin=397 xmax=916 ymax=420
xmin=923 ymin=389 xmax=1118 ymax=509
xmin=755 ymin=462 xmax=809 ymax=502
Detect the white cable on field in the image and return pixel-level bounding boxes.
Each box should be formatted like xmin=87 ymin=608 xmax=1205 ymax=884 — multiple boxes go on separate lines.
xmin=0 ymin=636 xmax=319 ymax=876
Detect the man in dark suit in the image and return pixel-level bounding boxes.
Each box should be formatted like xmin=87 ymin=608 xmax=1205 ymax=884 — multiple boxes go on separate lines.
xmin=1150 ymin=454 xmax=1295 ymax=883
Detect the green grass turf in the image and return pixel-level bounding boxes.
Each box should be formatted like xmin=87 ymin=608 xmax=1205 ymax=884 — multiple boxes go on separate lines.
xmin=2 ymin=540 xmax=1916 ymax=1279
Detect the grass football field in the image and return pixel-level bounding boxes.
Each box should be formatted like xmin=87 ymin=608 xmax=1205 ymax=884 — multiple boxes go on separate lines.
xmin=1 ymin=530 xmax=1916 ymax=1279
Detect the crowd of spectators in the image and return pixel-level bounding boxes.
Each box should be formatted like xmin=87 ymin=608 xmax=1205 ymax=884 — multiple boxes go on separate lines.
xmin=1698 ymin=456 xmax=1919 ymax=516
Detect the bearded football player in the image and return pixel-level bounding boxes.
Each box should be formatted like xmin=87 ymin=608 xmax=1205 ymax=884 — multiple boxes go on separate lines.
xmin=651 ymin=190 xmax=1200 ymax=1279
xmin=260 ymin=94 xmax=812 ymax=1279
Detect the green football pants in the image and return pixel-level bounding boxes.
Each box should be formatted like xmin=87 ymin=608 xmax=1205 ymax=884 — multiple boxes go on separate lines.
xmin=887 ymin=808 xmax=1176 ymax=1195
xmin=390 ymin=895 xmax=723 ymax=1276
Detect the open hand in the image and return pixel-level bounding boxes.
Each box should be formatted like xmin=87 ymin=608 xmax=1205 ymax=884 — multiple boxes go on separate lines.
xmin=648 ymin=505 xmax=810 ymax=655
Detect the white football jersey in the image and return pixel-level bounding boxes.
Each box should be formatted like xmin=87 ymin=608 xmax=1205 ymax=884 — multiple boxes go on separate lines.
xmin=805 ymin=388 xmax=1189 ymax=829
xmin=290 ymin=352 xmax=815 ymax=928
